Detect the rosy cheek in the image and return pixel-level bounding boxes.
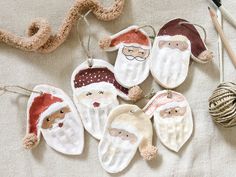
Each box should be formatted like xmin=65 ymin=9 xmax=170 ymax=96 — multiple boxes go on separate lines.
xmin=181 ymin=43 xmax=188 ymax=51
xmin=97 ymin=93 xmax=113 ymax=99
xmin=159 ymin=41 xmax=166 ymax=48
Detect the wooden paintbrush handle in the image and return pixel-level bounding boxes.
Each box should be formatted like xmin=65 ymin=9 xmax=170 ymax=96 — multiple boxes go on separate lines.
xmin=209 ymin=7 xmax=236 ymax=68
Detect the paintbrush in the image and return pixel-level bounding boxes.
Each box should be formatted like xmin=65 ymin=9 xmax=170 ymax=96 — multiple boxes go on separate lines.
xmin=212 ymin=0 xmax=236 ymax=29
xmin=208 ymin=7 xmax=236 ymax=67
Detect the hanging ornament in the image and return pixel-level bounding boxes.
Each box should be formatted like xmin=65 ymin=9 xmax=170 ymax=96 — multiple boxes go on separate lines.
xmin=98 ymin=104 xmax=157 ymax=173
xmin=71 ymin=17 xmax=142 ymax=140
xmin=150 ymin=18 xmax=213 ymax=89
xmin=144 ymin=90 xmax=193 ymax=152
xmin=99 ymin=25 xmax=153 ymax=88
xmin=23 ymin=85 xmax=84 ymax=155
xmin=0 ymin=84 xmax=85 ymax=155
xmin=71 ymin=59 xmax=142 ymax=140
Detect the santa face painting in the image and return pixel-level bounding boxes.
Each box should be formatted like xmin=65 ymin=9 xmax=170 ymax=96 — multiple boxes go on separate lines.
xmin=41 ymin=105 xmax=84 ymax=155
xmin=122 ymin=45 xmax=150 ymax=61
xmin=144 ymin=90 xmax=193 ymax=152
xmin=74 ymin=82 xmax=119 ymax=139
xmin=24 ymin=85 xmax=84 ymax=155
xmin=98 ymin=104 xmax=157 ymax=173
xmin=98 ymin=118 xmax=141 ymax=173
xmin=150 ymin=35 xmax=191 ymax=89
xmin=114 ymin=43 xmax=150 ymax=88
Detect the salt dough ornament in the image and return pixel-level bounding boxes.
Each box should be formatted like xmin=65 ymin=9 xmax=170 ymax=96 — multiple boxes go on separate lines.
xmin=71 ymin=59 xmax=142 ymax=140
xmin=23 ymin=84 xmax=84 ymax=155
xmin=144 ymin=90 xmax=193 ymax=152
xmin=98 ymin=104 xmax=157 ymax=173
xmin=99 ymin=25 xmax=152 ymax=88
xmin=150 ymin=18 xmax=213 ymax=89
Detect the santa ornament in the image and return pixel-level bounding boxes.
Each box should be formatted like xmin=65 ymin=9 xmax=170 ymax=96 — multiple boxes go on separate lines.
xmin=99 ymin=25 xmax=152 ymax=88
xmin=144 ymin=90 xmax=193 ymax=152
xmin=71 ymin=59 xmax=143 ymax=140
xmin=23 ymin=84 xmax=84 ymax=155
xmin=150 ymin=18 xmax=213 ymax=89
xmin=98 ymin=104 xmax=157 ymax=173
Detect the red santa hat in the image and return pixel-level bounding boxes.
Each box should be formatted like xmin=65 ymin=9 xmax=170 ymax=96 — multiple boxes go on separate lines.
xmin=108 ymin=104 xmax=157 ymax=160
xmin=99 ymin=25 xmax=151 ymax=51
xmin=144 ymin=90 xmax=186 ymax=118
xmin=71 ymin=59 xmax=143 ymax=101
xmin=23 ymin=93 xmax=67 ymax=149
xmin=157 ymin=18 xmax=213 ymax=63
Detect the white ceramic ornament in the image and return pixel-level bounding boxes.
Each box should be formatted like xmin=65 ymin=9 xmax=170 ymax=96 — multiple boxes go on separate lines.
xmin=144 ymin=90 xmax=193 ymax=152
xmin=98 ymin=104 xmax=157 ymax=173
xmin=23 ymin=84 xmax=84 ymax=155
xmin=71 ymin=59 xmax=131 ymax=140
xmin=150 ymin=18 xmax=213 ymax=89
xmin=100 ymin=25 xmax=152 ymax=88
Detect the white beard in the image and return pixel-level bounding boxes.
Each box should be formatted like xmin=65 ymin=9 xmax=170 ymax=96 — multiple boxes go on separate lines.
xmin=76 ymin=98 xmax=119 ymax=140
xmin=98 ymin=131 xmax=140 ymax=173
xmin=41 ymin=112 xmax=84 ymax=155
xmin=154 ymin=105 xmax=193 ymax=152
xmin=151 ymin=41 xmax=191 ymax=89
xmin=114 ymin=46 xmax=150 ymax=88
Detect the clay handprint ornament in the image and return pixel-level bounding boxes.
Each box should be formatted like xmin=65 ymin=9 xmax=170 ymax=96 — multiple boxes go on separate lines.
xmin=98 ymin=104 xmax=157 ymax=173
xmin=150 ymin=18 xmax=213 ymax=89
xmin=99 ymin=26 xmax=152 ymax=88
xmin=144 ymin=90 xmax=193 ymax=152
xmin=71 ymin=59 xmax=143 ymax=139
xmin=23 ymin=85 xmax=84 ymax=155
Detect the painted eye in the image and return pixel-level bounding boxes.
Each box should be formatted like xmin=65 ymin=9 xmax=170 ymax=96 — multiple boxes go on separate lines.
xmin=176 ymin=43 xmax=179 ymax=46
xmin=126 ymin=134 xmax=129 ymax=137
xmin=128 ymin=49 xmax=133 ymax=52
xmin=60 ymin=110 xmax=64 ymax=114
xmin=119 ymin=131 xmax=122 ymax=134
xmin=139 ymin=51 xmax=145 ymax=54
xmin=175 ymin=110 xmax=178 ymax=113
xmin=168 ymin=43 xmax=171 ymax=45
xmin=86 ymin=92 xmax=92 ymax=96
xmin=168 ymin=111 xmax=171 ymax=114
xmin=98 ymin=91 xmax=104 ymax=94
xmin=46 ymin=118 xmax=50 ymax=122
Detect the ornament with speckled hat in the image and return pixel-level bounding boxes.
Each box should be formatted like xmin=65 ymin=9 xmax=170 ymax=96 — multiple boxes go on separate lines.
xmin=71 ymin=59 xmax=143 ymax=140
xmin=99 ymin=25 xmax=151 ymax=89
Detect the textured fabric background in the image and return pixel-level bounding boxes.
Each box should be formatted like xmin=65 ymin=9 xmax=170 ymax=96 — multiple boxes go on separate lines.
xmin=0 ymin=0 xmax=236 ymax=177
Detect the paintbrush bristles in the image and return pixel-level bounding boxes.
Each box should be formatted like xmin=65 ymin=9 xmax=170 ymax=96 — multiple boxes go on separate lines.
xmin=212 ymin=0 xmax=222 ymax=7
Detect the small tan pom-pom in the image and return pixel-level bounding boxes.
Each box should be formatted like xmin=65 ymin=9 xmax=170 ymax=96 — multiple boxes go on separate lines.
xmin=99 ymin=36 xmax=112 ymax=49
xmin=23 ymin=133 xmax=38 ymax=149
xmin=198 ymin=50 xmax=213 ymax=63
xmin=140 ymin=145 xmax=158 ymax=160
xmin=128 ymin=86 xmax=143 ymax=102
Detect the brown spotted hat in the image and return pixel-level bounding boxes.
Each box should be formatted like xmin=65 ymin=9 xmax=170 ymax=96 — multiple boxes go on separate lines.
xmin=71 ymin=59 xmax=143 ymax=101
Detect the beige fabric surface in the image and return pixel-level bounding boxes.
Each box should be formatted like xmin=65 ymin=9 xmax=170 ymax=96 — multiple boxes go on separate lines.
xmin=0 ymin=0 xmax=236 ymax=176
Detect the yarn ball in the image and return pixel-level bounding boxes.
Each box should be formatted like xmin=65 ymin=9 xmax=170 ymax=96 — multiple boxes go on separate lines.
xmin=208 ymin=82 xmax=236 ymax=128
xmin=23 ymin=133 xmax=38 ymax=149
xmin=128 ymin=86 xmax=143 ymax=102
